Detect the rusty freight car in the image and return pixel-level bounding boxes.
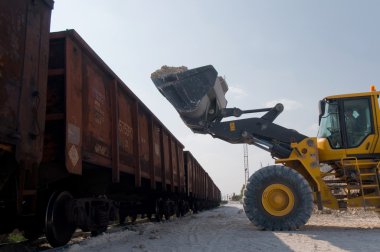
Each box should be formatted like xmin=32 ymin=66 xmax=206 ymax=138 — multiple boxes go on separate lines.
xmin=37 ymin=29 xmax=188 ymax=246
xmin=46 ymin=30 xmax=186 ymax=194
xmin=184 ymin=151 xmax=221 ymax=212
xmin=0 ymin=0 xmax=54 ymax=235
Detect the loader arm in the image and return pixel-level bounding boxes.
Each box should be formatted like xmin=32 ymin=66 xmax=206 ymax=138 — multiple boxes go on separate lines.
xmin=151 ymin=65 xmax=308 ymax=159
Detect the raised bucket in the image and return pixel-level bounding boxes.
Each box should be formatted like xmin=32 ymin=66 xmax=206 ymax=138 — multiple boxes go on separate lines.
xmin=151 ymin=65 xmax=228 ymax=133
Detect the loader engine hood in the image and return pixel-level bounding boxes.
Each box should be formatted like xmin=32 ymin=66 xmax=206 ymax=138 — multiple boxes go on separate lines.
xmin=151 ymin=65 xmax=228 ymax=133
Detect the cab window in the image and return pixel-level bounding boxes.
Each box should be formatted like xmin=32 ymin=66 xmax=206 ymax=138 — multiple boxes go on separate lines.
xmin=318 ymin=100 xmax=343 ymax=148
xmin=343 ymin=99 xmax=373 ymax=148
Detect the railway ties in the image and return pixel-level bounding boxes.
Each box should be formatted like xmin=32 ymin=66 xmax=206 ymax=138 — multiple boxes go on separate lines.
xmin=0 ymin=213 xmax=183 ymax=251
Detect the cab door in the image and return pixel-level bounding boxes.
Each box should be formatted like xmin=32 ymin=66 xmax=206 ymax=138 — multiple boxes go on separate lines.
xmin=343 ymin=97 xmax=376 ymax=156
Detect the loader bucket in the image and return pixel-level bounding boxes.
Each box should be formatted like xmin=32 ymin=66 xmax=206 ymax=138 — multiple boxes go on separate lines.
xmin=151 ymin=65 xmax=228 ymax=133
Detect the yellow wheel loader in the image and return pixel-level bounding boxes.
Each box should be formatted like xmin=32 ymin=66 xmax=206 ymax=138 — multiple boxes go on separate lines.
xmin=151 ymin=65 xmax=380 ymax=230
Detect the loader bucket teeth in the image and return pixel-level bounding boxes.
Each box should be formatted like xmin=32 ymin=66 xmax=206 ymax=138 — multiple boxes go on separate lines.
xmin=151 ymin=65 xmax=228 ymax=133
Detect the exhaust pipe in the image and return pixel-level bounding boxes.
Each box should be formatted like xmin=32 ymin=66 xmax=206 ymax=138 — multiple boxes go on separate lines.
xmin=151 ymin=65 xmax=228 ymax=133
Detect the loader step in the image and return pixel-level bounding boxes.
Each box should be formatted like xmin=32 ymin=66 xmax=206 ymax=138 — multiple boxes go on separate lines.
xmin=362 ymin=184 xmax=379 ymax=189
xmin=329 ymin=184 xmax=350 ymax=189
xmin=346 ymin=184 xmax=379 ymax=189
xmin=360 ymin=173 xmax=377 ymax=176
xmin=333 ymin=194 xmax=347 ymax=199
xmin=363 ymin=196 xmax=380 ymax=200
xmin=323 ymin=179 xmax=346 ymax=184
xmin=356 ymin=162 xmax=379 ymax=166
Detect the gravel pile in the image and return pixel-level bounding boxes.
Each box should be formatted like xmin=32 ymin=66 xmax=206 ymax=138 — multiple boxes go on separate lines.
xmin=151 ymin=65 xmax=188 ymax=79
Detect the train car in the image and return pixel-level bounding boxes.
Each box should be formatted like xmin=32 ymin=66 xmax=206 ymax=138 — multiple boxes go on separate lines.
xmin=184 ymin=151 xmax=221 ymax=212
xmin=39 ymin=29 xmax=189 ymax=246
xmin=0 ymin=0 xmax=54 ymax=236
xmin=0 ymin=2 xmax=221 ymax=246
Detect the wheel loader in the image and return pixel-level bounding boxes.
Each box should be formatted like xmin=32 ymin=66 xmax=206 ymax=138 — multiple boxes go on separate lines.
xmin=151 ymin=65 xmax=380 ymax=230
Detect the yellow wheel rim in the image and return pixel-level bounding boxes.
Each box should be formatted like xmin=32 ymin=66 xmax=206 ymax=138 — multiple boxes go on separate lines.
xmin=262 ymin=184 xmax=295 ymax=217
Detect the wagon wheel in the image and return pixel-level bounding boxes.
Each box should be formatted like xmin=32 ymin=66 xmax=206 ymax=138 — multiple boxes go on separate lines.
xmin=91 ymin=226 xmax=107 ymax=236
xmin=175 ymin=203 xmax=181 ymax=218
xmin=155 ymin=199 xmax=163 ymax=222
xmin=119 ymin=207 xmax=127 ymax=225
xmin=45 ymin=191 xmax=76 ymax=247
xmin=163 ymin=200 xmax=173 ymax=220
xmin=164 ymin=209 xmax=171 ymax=220
xmin=181 ymin=201 xmax=189 ymax=216
xmin=129 ymin=214 xmax=137 ymax=223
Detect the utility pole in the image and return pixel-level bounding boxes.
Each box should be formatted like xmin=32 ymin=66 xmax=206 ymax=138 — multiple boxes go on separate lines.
xmin=243 ymin=144 xmax=249 ymax=185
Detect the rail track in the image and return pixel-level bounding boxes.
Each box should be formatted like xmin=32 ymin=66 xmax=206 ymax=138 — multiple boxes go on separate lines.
xmin=0 ymin=215 xmax=154 ymax=252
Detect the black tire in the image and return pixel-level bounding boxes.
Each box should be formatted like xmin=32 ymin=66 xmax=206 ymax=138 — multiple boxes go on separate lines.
xmin=243 ymin=165 xmax=313 ymax=230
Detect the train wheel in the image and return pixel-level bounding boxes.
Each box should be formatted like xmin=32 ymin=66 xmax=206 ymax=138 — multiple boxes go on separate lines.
xmin=119 ymin=207 xmax=127 ymax=225
xmin=175 ymin=203 xmax=181 ymax=218
xmin=243 ymin=165 xmax=313 ymax=230
xmin=181 ymin=202 xmax=189 ymax=216
xmin=91 ymin=226 xmax=107 ymax=236
xmin=155 ymin=199 xmax=163 ymax=222
xmin=164 ymin=210 xmax=171 ymax=220
xmin=193 ymin=202 xmax=198 ymax=214
xmin=45 ymin=191 xmax=76 ymax=247
xmin=129 ymin=214 xmax=137 ymax=223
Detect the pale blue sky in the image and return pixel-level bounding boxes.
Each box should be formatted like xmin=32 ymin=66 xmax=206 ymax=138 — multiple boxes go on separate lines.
xmin=51 ymin=0 xmax=380 ymax=197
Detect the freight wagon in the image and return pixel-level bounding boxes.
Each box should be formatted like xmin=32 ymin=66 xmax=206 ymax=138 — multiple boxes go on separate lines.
xmin=0 ymin=0 xmax=54 ymax=239
xmin=184 ymin=151 xmax=221 ymax=212
xmin=0 ymin=1 xmax=220 ymax=247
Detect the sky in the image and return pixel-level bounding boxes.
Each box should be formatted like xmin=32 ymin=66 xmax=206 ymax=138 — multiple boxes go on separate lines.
xmin=50 ymin=0 xmax=380 ymax=197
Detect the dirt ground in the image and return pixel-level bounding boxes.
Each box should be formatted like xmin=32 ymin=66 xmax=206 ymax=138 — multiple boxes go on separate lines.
xmin=60 ymin=202 xmax=380 ymax=252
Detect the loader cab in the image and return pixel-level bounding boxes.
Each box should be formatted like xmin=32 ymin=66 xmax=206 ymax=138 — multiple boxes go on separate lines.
xmin=317 ymin=88 xmax=380 ymax=162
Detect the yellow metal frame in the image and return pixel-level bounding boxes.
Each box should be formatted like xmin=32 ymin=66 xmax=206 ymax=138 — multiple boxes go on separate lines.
xmin=276 ymin=137 xmax=340 ymax=209
xmin=324 ymin=90 xmax=380 ymax=100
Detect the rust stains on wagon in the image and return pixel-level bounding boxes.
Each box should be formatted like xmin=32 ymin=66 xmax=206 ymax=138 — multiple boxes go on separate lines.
xmin=46 ymin=29 xmax=185 ymax=192
xmin=0 ymin=0 xmax=53 ymax=160
xmin=0 ymin=0 xmax=54 ymax=215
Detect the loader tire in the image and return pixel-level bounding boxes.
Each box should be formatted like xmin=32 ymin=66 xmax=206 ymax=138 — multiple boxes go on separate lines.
xmin=243 ymin=165 xmax=313 ymax=230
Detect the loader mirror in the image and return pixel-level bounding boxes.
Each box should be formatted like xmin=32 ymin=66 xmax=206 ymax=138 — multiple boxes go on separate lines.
xmin=318 ymin=100 xmax=326 ymax=125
